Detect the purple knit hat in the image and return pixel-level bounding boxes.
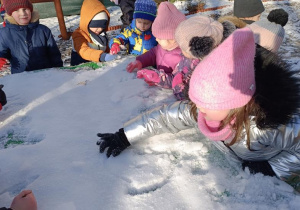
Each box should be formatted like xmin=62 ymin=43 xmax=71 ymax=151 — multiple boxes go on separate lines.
xmin=189 ymin=27 xmax=256 ymax=110
xmin=152 ymin=2 xmax=186 ymax=40
xmin=3 ymin=0 xmax=33 ymax=16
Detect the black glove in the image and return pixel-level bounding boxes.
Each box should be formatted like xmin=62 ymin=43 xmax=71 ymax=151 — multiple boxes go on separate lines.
xmin=96 ymin=128 xmax=130 ymax=158
xmin=0 ymin=84 xmax=7 ymax=108
xmin=242 ymin=160 xmax=276 ymax=177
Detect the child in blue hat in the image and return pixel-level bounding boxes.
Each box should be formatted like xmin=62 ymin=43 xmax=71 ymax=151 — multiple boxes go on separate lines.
xmin=109 ymin=0 xmax=157 ymax=56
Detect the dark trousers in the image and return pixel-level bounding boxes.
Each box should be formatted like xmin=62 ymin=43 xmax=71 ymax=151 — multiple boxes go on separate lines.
xmin=119 ymin=0 xmax=136 ymax=31
xmin=70 ymin=50 xmax=89 ymax=66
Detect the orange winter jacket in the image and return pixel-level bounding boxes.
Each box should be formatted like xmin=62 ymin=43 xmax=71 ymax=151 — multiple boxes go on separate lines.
xmin=72 ymin=0 xmax=110 ymax=62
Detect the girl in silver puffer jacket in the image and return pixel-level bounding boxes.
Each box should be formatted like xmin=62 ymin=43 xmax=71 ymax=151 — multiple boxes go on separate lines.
xmin=97 ymin=28 xmax=300 ymax=191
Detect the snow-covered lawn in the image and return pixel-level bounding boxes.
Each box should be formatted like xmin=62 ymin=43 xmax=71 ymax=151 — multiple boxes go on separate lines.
xmin=0 ymin=1 xmax=300 ymax=209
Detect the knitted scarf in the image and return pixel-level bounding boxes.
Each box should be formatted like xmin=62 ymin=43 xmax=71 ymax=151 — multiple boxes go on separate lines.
xmin=197 ymin=112 xmax=234 ymax=141
xmin=88 ymin=30 xmax=107 ymax=51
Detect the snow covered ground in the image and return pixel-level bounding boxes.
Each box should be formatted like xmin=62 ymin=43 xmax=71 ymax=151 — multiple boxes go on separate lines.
xmin=0 ymin=0 xmax=300 ymax=209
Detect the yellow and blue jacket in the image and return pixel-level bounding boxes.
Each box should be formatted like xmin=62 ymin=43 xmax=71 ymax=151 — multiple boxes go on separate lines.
xmin=109 ymin=19 xmax=157 ymax=55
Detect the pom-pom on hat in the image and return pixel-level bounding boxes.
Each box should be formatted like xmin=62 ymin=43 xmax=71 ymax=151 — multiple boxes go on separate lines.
xmin=189 ymin=27 xmax=256 ymax=110
xmin=234 ymin=0 xmax=265 ymax=18
xmin=152 ymin=2 xmax=186 ymax=40
xmin=175 ymin=15 xmax=223 ymax=59
xmin=3 ymin=0 xmax=33 ymax=16
xmin=267 ymin=8 xmax=288 ymax=26
xmin=89 ymin=12 xmax=108 ymax=28
xmin=247 ymin=8 xmax=288 ymax=53
xmin=133 ymin=0 xmax=157 ymax=22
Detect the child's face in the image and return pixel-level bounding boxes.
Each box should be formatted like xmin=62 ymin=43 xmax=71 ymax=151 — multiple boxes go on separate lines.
xmin=252 ymin=14 xmax=261 ymax=21
xmin=11 ymin=8 xmax=31 ymax=25
xmin=241 ymin=13 xmax=261 ymax=22
xmin=197 ymin=106 xmax=230 ymax=121
xmin=89 ymin=27 xmax=104 ymax=35
xmin=156 ymin=38 xmax=178 ymax=51
xmin=135 ymin=18 xmax=152 ymax=32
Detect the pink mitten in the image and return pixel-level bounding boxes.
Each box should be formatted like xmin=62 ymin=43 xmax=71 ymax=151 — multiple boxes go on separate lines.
xmin=126 ymin=60 xmax=142 ymax=73
xmin=172 ymin=73 xmax=183 ymax=89
xmin=137 ymin=69 xmax=160 ymax=86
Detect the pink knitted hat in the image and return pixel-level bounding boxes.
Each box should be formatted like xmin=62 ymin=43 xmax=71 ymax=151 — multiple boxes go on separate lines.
xmin=189 ymin=27 xmax=256 ymax=110
xmin=152 ymin=2 xmax=186 ymax=40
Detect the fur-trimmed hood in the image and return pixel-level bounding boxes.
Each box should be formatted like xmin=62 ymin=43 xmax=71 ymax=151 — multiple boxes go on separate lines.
xmin=254 ymin=46 xmax=300 ymax=129
xmin=218 ymin=15 xmax=248 ymax=29
xmin=4 ymin=10 xmax=39 ymax=25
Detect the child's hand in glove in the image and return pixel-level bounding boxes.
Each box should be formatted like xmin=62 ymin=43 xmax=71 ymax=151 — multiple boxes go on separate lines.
xmin=99 ymin=53 xmax=117 ymax=62
xmin=242 ymin=160 xmax=276 ymax=177
xmin=137 ymin=69 xmax=163 ymax=86
xmin=0 ymin=58 xmax=8 ymax=70
xmin=110 ymin=43 xmax=121 ymax=55
xmin=96 ymin=128 xmax=130 ymax=157
xmin=126 ymin=60 xmax=142 ymax=73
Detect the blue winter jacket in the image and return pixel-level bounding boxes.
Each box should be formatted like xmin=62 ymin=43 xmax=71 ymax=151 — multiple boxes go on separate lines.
xmin=0 ymin=13 xmax=63 ymax=74
xmin=109 ymin=19 xmax=157 ymax=55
